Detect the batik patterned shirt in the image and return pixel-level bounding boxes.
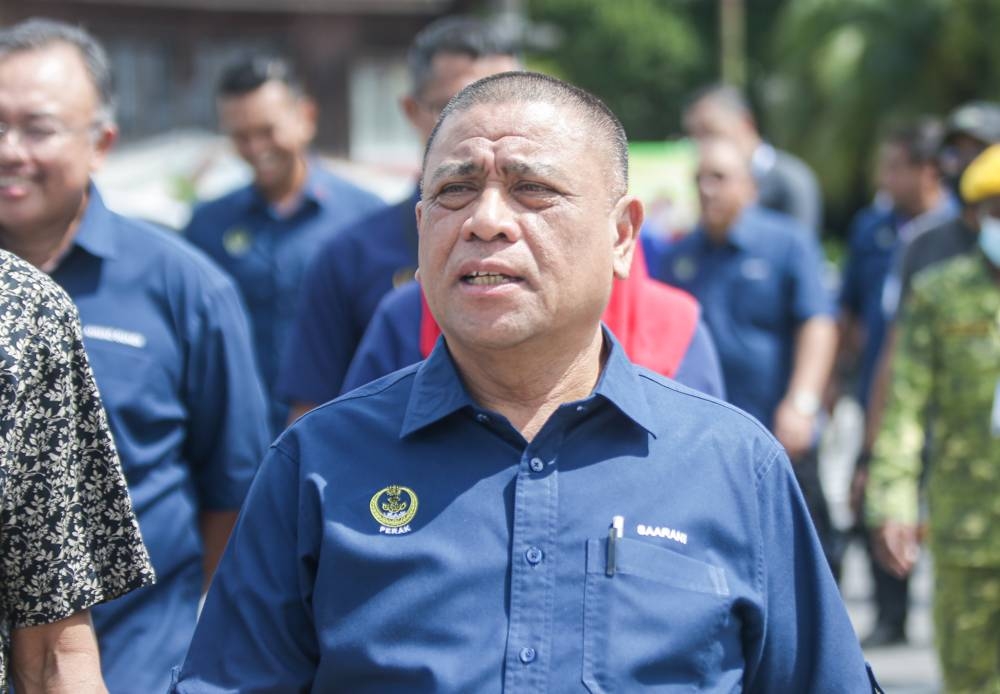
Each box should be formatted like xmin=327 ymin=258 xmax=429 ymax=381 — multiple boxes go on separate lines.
xmin=0 ymin=249 xmax=154 ymax=690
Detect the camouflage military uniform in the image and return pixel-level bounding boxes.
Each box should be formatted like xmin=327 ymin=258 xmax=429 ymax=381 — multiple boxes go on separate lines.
xmin=867 ymin=252 xmax=1000 ymax=693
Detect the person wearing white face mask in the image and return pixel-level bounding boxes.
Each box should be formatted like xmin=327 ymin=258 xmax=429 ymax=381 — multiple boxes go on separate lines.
xmin=866 ymin=144 xmax=1000 ymax=694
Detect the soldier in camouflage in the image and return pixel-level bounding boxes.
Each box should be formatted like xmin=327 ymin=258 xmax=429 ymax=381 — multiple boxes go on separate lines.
xmin=867 ymin=144 xmax=1000 ymax=693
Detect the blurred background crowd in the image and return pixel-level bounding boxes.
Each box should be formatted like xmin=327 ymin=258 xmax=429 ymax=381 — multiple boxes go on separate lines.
xmin=3 ymin=1 xmax=1000 ymax=692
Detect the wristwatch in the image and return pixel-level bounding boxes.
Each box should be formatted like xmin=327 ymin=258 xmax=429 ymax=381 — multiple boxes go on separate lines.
xmin=790 ymin=390 xmax=821 ymax=417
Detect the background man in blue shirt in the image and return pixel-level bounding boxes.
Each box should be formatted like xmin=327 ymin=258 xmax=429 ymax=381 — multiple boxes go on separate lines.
xmin=175 ymin=71 xmax=877 ymax=693
xmin=653 ymin=137 xmax=842 ymax=576
xmin=278 ymin=16 xmax=518 ymax=420
xmin=185 ymin=55 xmax=384 ymax=434
xmin=838 ymin=119 xmax=957 ymax=647
xmin=0 ymin=20 xmax=269 ymax=693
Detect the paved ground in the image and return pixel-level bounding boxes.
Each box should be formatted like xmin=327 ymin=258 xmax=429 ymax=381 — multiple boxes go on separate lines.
xmin=842 ymin=542 xmax=941 ymax=693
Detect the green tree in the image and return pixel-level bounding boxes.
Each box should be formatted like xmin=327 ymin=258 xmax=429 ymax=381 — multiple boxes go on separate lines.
xmin=764 ymin=0 xmax=1000 ymax=228
xmin=526 ymin=0 xmax=709 ymax=139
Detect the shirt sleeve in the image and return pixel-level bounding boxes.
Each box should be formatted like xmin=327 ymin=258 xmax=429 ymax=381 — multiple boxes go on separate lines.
xmin=2 ymin=292 xmax=154 ymax=629
xmin=743 ymin=445 xmax=874 ymax=692
xmin=780 ymin=162 xmax=823 ymax=236
xmin=181 ymin=280 xmax=270 ymax=510
xmin=341 ymin=286 xmax=422 ymax=395
xmin=171 ymin=442 xmax=319 ymax=692
xmin=865 ymin=280 xmax=936 ymax=526
xmin=672 ymin=319 xmax=727 ymax=400
xmin=276 ymin=242 xmax=357 ymax=405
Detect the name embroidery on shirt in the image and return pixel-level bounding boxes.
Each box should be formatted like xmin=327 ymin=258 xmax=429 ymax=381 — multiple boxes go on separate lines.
xmin=370 ymin=485 xmax=418 ymax=535
xmin=636 ymin=523 xmax=688 ymax=545
xmin=82 ymin=324 xmax=147 ymax=349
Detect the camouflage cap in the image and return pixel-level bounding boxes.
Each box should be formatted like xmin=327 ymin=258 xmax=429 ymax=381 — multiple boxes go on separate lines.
xmin=959 ymin=144 xmax=1000 ymax=204
xmin=944 ymin=101 xmax=1000 ymax=145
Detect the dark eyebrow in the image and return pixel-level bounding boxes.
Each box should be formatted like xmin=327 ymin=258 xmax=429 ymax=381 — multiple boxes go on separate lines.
xmin=500 ymin=161 xmax=564 ymax=179
xmin=427 ymin=161 xmax=481 ymax=185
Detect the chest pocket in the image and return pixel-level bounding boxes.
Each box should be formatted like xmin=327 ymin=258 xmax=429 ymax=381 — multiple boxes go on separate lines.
xmin=84 ymin=340 xmax=180 ymax=465
xmin=729 ymin=257 xmax=782 ymax=330
xmin=582 ymin=538 xmax=732 ymax=693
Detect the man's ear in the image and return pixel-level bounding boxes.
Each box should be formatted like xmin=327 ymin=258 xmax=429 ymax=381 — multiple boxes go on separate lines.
xmin=611 ymin=195 xmax=643 ymax=279
xmin=299 ymin=97 xmax=318 ymax=142
xmin=89 ymin=122 xmax=119 ymax=173
xmin=401 ymin=94 xmax=422 ymax=129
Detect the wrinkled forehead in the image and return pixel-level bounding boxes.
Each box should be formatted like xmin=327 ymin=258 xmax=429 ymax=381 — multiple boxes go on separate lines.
xmin=424 ymin=100 xmax=585 ymax=174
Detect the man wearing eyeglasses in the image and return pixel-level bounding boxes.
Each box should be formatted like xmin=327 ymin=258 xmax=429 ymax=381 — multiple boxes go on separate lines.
xmin=277 ymin=16 xmax=519 ymax=420
xmin=0 ymin=19 xmax=269 ymax=693
xmin=185 ymin=55 xmax=384 ymax=436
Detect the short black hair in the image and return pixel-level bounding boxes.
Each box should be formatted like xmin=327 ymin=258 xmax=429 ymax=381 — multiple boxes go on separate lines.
xmin=423 ymin=71 xmax=629 ymax=197
xmin=407 ymin=16 xmax=516 ymax=97
xmin=884 ymin=117 xmax=944 ymax=166
xmin=0 ymin=18 xmax=115 ymax=124
xmin=217 ymin=55 xmax=304 ymax=98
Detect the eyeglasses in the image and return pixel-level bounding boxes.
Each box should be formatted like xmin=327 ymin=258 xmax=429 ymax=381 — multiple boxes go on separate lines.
xmin=0 ymin=120 xmax=99 ymax=151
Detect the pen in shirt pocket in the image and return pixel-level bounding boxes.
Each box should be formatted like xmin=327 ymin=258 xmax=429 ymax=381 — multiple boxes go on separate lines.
xmin=606 ymin=515 xmax=624 ymax=577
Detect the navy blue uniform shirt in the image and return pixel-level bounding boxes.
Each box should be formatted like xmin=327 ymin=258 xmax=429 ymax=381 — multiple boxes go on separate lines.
xmin=277 ymin=187 xmax=420 ymax=405
xmin=52 ymin=187 xmax=270 ymax=694
xmin=653 ymin=206 xmax=834 ymax=429
xmin=838 ymin=204 xmax=900 ymax=408
xmin=342 ymin=280 xmax=727 ymax=400
xmin=185 ymin=162 xmax=384 ymax=433
xmin=174 ymin=330 xmax=875 ymax=693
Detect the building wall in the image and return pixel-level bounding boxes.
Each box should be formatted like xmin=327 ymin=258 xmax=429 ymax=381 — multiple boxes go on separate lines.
xmin=1 ymin=2 xmax=471 ymax=153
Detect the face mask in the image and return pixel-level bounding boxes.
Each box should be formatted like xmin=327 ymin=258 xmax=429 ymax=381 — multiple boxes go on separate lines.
xmin=979 ymin=215 xmax=1000 ymax=267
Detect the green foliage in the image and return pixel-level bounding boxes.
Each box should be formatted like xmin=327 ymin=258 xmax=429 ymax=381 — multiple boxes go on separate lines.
xmin=765 ymin=0 xmax=1000 ymax=228
xmin=525 ymin=0 xmax=1000 ymax=233
xmin=526 ymin=0 xmax=708 ymax=140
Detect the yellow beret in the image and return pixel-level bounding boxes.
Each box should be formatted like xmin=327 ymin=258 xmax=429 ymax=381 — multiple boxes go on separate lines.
xmin=960 ymin=144 xmax=1000 ymax=204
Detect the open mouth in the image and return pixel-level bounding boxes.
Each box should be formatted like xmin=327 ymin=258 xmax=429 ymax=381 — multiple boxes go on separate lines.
xmin=462 ymin=271 xmax=519 ymax=286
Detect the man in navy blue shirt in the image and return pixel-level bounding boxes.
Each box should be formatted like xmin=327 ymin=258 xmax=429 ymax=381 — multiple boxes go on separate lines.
xmin=0 ymin=20 xmax=269 ymax=693
xmin=185 ymin=55 xmax=384 ymax=434
xmin=175 ymin=71 xmax=878 ymax=693
xmin=278 ymin=17 xmax=518 ymax=421
xmin=653 ymin=137 xmax=842 ymax=577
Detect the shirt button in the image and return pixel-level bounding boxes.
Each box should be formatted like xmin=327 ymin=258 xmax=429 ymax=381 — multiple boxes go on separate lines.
xmin=475 ymin=413 xmax=489 ymax=424
xmin=525 ymin=546 xmax=543 ymax=565
xmin=519 ymin=646 xmax=537 ymax=664
xmin=529 ymin=457 xmax=545 ymax=472
xmin=576 ymin=405 xmax=586 ymax=412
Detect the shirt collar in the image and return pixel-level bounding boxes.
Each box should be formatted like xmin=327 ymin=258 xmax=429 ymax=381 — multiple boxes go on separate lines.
xmin=72 ymin=183 xmax=119 ymax=260
xmin=249 ymin=158 xmax=326 ymax=217
xmin=399 ymin=327 xmax=658 ymax=439
xmin=695 ymin=205 xmax=757 ymax=251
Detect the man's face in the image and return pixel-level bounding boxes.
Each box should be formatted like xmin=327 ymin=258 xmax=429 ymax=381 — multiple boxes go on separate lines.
xmin=0 ymin=43 xmax=114 ymax=234
xmin=403 ymin=52 xmax=520 ymax=142
xmin=417 ymin=100 xmax=639 ymax=353
xmin=878 ymin=142 xmax=928 ymax=217
xmin=695 ymin=139 xmax=755 ymax=237
xmin=217 ymin=80 xmax=315 ymax=195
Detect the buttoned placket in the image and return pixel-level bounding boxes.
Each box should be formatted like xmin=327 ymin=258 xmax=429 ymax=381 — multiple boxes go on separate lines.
xmin=502 ymin=417 xmax=567 ymax=692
